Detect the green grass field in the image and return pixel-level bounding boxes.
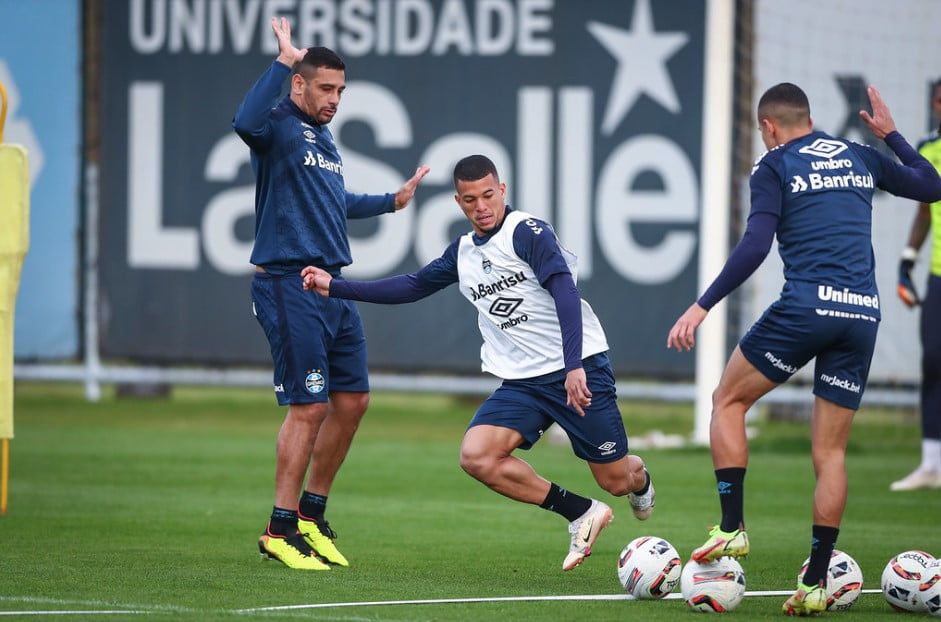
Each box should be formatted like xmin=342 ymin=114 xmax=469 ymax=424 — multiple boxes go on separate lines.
xmin=1 ymin=383 xmax=939 ymax=620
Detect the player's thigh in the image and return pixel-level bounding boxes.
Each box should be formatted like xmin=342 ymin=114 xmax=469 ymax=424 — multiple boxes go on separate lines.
xmin=812 ymin=316 xmax=879 ymax=411
xmin=327 ymin=299 xmax=370 ymax=394
xmin=461 ymin=424 xmax=528 ymax=461
xmin=713 ymin=347 xmax=778 ymax=409
xmin=550 ymin=363 xmax=629 ymax=463
xmin=468 ymin=384 xmax=554 ymax=453
xmin=738 ymin=304 xmax=821 ymax=387
xmin=251 ymin=272 xmax=332 ymax=405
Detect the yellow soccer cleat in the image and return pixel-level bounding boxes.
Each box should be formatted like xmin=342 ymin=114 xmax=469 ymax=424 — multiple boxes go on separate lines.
xmin=298 ymin=515 xmax=349 ymax=567
xmin=690 ymin=525 xmax=750 ymax=562
xmin=783 ymin=581 xmax=827 ymax=616
xmin=258 ymin=530 xmax=330 ymax=570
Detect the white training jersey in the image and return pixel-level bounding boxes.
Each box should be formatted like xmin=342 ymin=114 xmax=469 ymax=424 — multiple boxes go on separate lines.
xmin=456 ymin=210 xmax=609 ymax=379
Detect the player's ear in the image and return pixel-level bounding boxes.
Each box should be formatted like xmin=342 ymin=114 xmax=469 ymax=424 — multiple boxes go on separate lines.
xmin=290 ymin=73 xmax=305 ymax=95
xmin=499 ymin=182 xmax=506 ymax=197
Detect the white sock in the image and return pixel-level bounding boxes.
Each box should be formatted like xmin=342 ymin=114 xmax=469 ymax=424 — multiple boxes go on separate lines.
xmin=921 ymin=438 xmax=941 ymax=472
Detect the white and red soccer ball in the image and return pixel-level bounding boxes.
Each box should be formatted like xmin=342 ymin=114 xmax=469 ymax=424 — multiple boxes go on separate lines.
xmin=881 ymin=550 xmax=936 ymax=613
xmin=796 ymin=549 xmax=864 ymax=611
xmin=617 ymin=536 xmax=682 ymax=599
xmin=680 ymin=557 xmax=747 ymax=613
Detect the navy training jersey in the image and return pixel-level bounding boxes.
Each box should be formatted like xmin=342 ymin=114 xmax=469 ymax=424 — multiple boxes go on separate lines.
xmin=233 ymin=61 xmax=394 ymax=274
xmin=752 ymin=130 xmax=907 ymax=320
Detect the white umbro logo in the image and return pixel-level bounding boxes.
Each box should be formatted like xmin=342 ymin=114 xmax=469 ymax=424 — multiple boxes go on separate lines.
xmin=598 ymin=441 xmax=617 ymax=455
xmin=799 ymin=138 xmax=848 ymax=159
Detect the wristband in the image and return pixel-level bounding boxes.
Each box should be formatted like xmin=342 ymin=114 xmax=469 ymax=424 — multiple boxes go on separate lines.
xmin=901 ymin=246 xmax=919 ymax=262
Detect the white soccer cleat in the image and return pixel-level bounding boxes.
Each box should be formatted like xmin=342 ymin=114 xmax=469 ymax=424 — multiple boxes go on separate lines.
xmin=628 ymin=470 xmax=655 ymax=520
xmin=890 ymin=467 xmax=941 ymax=491
xmin=562 ymin=500 xmax=613 ymax=571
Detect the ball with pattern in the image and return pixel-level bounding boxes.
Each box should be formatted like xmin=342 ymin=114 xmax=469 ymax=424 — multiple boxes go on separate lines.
xmin=917 ymin=559 xmax=941 ymax=617
xmin=616 ymin=536 xmax=682 ymax=599
xmin=680 ymin=557 xmax=746 ymax=613
xmin=796 ymin=549 xmax=864 ymax=611
xmin=881 ymin=550 xmax=936 ymax=613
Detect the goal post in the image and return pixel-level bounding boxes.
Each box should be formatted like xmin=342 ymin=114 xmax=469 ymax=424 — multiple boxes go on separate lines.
xmin=694 ymin=0 xmax=737 ymax=445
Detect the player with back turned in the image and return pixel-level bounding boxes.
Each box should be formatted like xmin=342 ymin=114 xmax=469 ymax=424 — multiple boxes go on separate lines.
xmin=667 ymin=83 xmax=941 ymax=615
xmin=232 ymin=17 xmax=428 ymax=570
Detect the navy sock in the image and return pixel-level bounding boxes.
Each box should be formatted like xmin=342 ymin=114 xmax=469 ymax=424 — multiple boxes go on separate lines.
xmin=715 ymin=468 xmax=746 ymax=532
xmin=539 ymin=483 xmax=592 ymax=522
xmin=268 ymin=506 xmax=298 ymax=536
xmin=299 ymin=491 xmax=327 ymax=520
xmin=803 ymin=525 xmax=839 ymax=587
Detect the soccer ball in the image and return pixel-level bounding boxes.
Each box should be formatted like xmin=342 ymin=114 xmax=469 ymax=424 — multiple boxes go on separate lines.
xmin=796 ymin=549 xmax=864 ymax=610
xmin=881 ymin=550 xmax=936 ymax=612
xmin=616 ymin=536 xmax=682 ymax=599
xmin=680 ymin=557 xmax=746 ymax=613
xmin=917 ymin=559 xmax=941 ymax=617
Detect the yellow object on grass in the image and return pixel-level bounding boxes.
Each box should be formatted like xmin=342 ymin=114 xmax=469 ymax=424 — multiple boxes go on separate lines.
xmin=0 ymin=79 xmax=31 ymax=513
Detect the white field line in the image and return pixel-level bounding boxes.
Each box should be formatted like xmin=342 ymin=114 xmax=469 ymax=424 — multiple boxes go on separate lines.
xmin=234 ymin=589 xmax=883 ymax=613
xmin=0 ymin=595 xmax=196 ymax=617
xmin=0 ymin=609 xmax=147 ymax=616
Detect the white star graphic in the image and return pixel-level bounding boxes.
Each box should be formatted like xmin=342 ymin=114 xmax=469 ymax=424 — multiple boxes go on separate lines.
xmin=587 ymin=0 xmax=689 ymax=135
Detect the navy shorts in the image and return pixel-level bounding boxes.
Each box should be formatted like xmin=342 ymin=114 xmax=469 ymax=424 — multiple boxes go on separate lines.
xmin=251 ymin=272 xmax=369 ymax=405
xmin=470 ymin=355 xmax=629 ymax=463
xmin=739 ymin=303 xmax=879 ymax=410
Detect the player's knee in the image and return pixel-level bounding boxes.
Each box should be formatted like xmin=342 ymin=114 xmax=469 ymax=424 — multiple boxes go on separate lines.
xmin=288 ymin=402 xmax=328 ymax=425
xmin=811 ymin=444 xmax=845 ymax=470
xmin=340 ymin=393 xmax=370 ymax=419
xmin=459 ymin=446 xmax=496 ymax=482
xmin=593 ymin=470 xmax=633 ymax=497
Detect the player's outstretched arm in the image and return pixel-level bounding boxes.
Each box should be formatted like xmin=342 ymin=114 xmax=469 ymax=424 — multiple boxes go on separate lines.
xmin=271 ymin=17 xmax=306 ymax=67
xmin=394 ymin=166 xmax=431 ymax=210
xmin=858 ymin=85 xmax=897 ymax=139
xmin=301 ymin=266 xmax=332 ymax=296
xmin=666 ymin=303 xmax=708 ymax=352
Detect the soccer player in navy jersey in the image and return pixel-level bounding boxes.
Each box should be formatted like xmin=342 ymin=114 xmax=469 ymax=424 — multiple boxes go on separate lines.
xmin=233 ymin=17 xmax=429 ymax=570
xmin=667 ymin=83 xmax=941 ymax=614
xmin=302 ymin=155 xmax=654 ymax=572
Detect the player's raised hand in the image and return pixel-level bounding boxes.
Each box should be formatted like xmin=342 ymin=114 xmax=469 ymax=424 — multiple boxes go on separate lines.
xmin=271 ymin=17 xmax=306 ymax=66
xmin=666 ymin=303 xmax=708 ymax=352
xmin=301 ymin=265 xmax=332 ymax=296
xmin=564 ymin=368 xmax=592 ymax=417
xmin=859 ymin=85 xmax=897 ymax=140
xmin=394 ymin=165 xmax=431 ymax=210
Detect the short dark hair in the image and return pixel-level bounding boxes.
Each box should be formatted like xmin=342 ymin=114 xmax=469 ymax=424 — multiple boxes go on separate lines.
xmin=453 ymin=155 xmax=499 ymax=189
xmin=294 ymin=46 xmax=345 ymax=78
xmin=757 ymin=82 xmax=810 ymax=127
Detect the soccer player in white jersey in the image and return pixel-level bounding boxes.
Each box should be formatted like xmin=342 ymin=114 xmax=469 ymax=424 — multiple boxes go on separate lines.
xmin=302 ymin=155 xmax=654 ymax=571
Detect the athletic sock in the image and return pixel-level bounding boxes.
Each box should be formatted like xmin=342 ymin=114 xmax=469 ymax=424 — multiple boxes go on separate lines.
xmin=634 ymin=469 xmax=651 ymax=495
xmin=299 ymin=491 xmax=327 ymax=520
xmin=922 ymin=438 xmax=941 ymax=472
xmin=539 ymin=482 xmax=592 ymax=523
xmin=715 ymin=468 xmax=746 ymax=533
xmin=268 ymin=506 xmax=298 ymax=536
xmin=803 ymin=525 xmax=839 ymax=587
